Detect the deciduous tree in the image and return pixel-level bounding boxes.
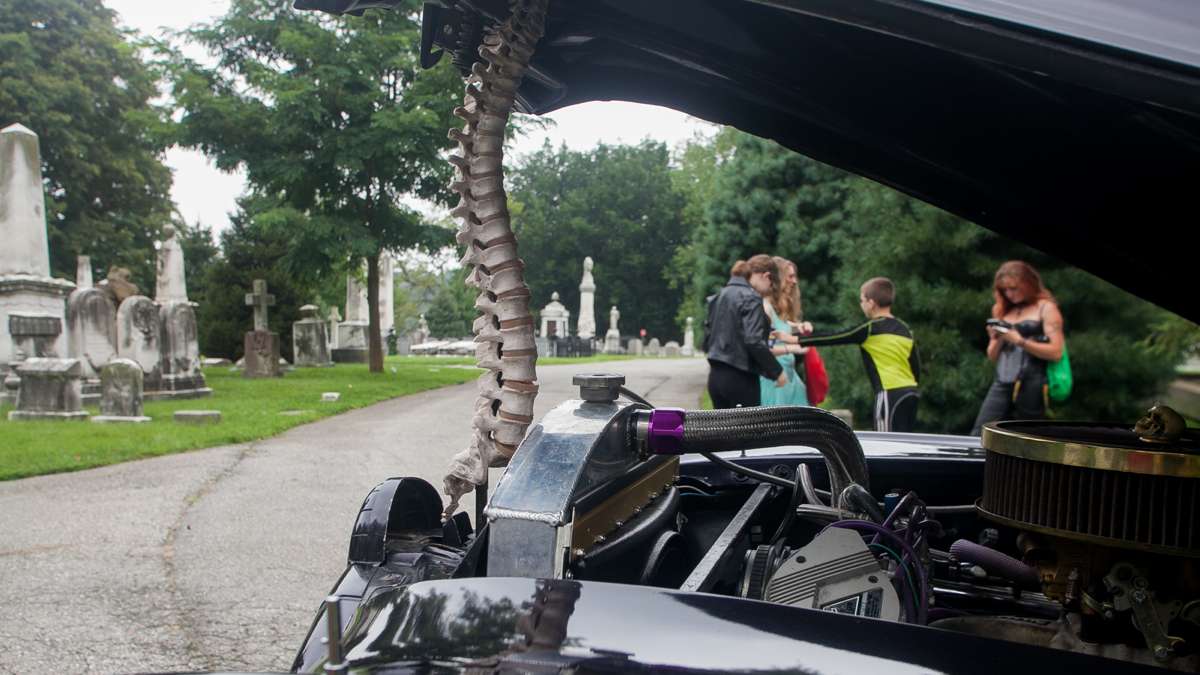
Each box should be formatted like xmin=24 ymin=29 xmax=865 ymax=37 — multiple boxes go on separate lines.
xmin=0 ymin=0 xmax=174 ymax=286
xmin=164 ymin=0 xmax=462 ymax=371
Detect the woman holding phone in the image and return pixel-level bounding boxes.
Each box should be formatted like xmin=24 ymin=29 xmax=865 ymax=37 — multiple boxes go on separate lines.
xmin=970 ymin=260 xmax=1065 ymax=434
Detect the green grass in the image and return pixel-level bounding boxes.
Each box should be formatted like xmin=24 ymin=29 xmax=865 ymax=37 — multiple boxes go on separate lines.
xmin=0 ymin=353 xmax=654 ymax=481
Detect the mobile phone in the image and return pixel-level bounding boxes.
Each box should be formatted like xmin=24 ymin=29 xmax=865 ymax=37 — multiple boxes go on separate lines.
xmin=986 ymin=318 xmax=1011 ymax=333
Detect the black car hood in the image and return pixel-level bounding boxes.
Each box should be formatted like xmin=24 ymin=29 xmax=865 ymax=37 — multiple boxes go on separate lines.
xmin=408 ymin=0 xmax=1200 ymax=320
xmin=338 ymin=577 xmax=1158 ymax=673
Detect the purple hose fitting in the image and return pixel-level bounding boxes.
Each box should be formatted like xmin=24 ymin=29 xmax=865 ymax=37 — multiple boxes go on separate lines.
xmin=949 ymin=539 xmax=1041 ymax=588
xmin=647 ymin=408 xmax=686 ymax=454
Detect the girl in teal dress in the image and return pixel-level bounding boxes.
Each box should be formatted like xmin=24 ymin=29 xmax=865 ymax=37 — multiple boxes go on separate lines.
xmin=759 ymin=257 xmax=810 ymax=406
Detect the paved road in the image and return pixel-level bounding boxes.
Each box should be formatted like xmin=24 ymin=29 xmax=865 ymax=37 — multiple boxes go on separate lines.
xmin=0 ymin=357 xmax=707 ymax=674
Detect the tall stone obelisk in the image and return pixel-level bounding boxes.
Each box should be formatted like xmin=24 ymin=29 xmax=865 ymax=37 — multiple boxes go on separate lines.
xmin=0 ymin=124 xmax=74 ymax=400
xmin=154 ymin=225 xmax=210 ymax=397
xmin=576 ymin=257 xmax=596 ymax=340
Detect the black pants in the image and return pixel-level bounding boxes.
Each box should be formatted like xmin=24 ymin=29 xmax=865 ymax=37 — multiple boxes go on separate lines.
xmin=708 ymin=359 xmax=761 ymax=409
xmin=971 ymin=374 xmax=1046 ymax=435
xmin=874 ymin=387 xmax=919 ymax=432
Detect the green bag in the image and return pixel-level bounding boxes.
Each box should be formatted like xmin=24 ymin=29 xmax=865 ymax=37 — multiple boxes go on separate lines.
xmin=1047 ymin=341 xmax=1072 ymax=403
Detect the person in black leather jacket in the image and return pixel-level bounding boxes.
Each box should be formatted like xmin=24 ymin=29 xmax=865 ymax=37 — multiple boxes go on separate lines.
xmin=705 ymin=255 xmax=786 ymax=408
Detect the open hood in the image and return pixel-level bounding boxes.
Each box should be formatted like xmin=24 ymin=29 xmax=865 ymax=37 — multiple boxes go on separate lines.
xmin=301 ymin=0 xmax=1200 ymax=320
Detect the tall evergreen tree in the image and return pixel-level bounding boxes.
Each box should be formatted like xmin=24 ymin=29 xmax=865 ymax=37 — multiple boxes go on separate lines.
xmin=0 ymin=0 xmax=174 ymax=286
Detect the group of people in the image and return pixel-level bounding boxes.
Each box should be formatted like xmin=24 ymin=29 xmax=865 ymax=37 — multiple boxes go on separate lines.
xmin=704 ymin=255 xmax=1064 ymax=434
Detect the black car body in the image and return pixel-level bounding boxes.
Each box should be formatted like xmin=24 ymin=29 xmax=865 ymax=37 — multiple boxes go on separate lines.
xmin=288 ymin=1 xmax=1200 ymax=673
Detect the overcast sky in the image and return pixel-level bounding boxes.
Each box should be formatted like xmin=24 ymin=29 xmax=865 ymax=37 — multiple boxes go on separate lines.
xmin=105 ymin=0 xmax=715 ymax=234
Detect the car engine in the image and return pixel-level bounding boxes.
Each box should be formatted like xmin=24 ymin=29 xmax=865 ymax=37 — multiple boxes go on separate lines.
xmin=295 ymin=378 xmax=1200 ymax=672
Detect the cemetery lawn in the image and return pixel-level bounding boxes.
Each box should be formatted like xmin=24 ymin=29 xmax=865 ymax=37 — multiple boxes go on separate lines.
xmin=0 ymin=353 xmax=657 ymax=480
xmin=0 ymin=358 xmax=479 ymax=481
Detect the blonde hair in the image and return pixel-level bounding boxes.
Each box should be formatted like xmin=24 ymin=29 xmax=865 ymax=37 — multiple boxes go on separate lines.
xmin=770 ymin=256 xmax=802 ymax=321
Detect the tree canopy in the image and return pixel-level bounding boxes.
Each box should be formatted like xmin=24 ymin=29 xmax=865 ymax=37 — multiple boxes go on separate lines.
xmin=0 ymin=0 xmax=174 ymax=287
xmin=509 ymin=140 xmax=690 ymax=340
xmin=164 ymin=0 xmax=463 ymax=371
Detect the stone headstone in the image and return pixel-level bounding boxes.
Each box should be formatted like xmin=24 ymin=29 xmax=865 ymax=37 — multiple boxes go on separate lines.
xmin=332 ymin=322 xmax=368 ymax=363
xmin=293 ymin=304 xmax=333 ymax=367
xmin=682 ymin=316 xmax=696 ymax=356
xmin=664 ymin=341 xmax=681 ymax=357
xmin=539 ymin=292 xmax=570 ymax=338
xmin=92 ymin=358 xmax=149 ymax=423
xmin=158 ymin=301 xmax=210 ymax=397
xmin=328 ymin=306 xmax=342 ymax=349
xmin=535 ymin=336 xmax=551 ymax=358
xmin=321 ymin=392 xmax=340 ymax=402
xmin=1 ymin=124 xmax=74 ymax=397
xmin=76 ymin=255 xmax=93 ymax=290
xmin=152 ymin=226 xmax=209 ymax=398
xmin=243 ymin=280 xmax=282 ymax=378
xmin=7 ymin=357 xmax=87 ymax=421
xmin=116 ymin=295 xmax=163 ymax=391
xmin=66 ymin=286 xmax=118 ymax=382
xmin=604 ymin=305 xmax=622 ymax=353
xmin=627 ymin=338 xmax=643 ymax=356
xmin=576 ymin=257 xmax=596 ymax=339
xmin=174 ymin=410 xmax=221 ymax=424
xmin=395 ymin=335 xmax=411 ymax=356
xmin=646 ymin=338 xmax=662 ymax=356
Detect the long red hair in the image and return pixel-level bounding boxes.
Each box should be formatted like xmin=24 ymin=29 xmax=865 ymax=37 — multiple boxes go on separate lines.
xmin=992 ymin=260 xmax=1055 ymax=318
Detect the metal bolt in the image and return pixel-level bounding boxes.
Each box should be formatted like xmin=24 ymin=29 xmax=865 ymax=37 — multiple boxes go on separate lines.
xmin=633 ymin=506 xmax=643 ymax=515
xmin=614 ymin=520 xmax=624 ymax=528
xmin=594 ymin=535 xmax=606 ymax=544
xmin=1154 ymin=646 xmax=1171 ymax=661
xmin=442 ymin=25 xmax=454 ymax=35
xmin=572 ymin=548 xmax=585 ymax=557
xmin=1133 ymin=577 xmax=1149 ymax=590
xmin=1132 ymin=590 xmax=1148 ymax=603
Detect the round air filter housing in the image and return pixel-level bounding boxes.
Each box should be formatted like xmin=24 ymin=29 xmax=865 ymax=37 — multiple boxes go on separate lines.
xmin=979 ymin=420 xmax=1200 ymax=557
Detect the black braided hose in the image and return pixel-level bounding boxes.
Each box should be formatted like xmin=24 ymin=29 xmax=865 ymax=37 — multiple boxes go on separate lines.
xmin=676 ymin=406 xmax=870 ymax=499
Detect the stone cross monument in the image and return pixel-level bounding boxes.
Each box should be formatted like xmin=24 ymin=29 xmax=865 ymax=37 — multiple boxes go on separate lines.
xmin=576 ymin=257 xmax=596 ymax=339
xmin=155 ymin=226 xmax=209 ymax=397
xmin=604 ymin=305 xmax=622 ymax=353
xmin=0 ymin=123 xmax=75 ymax=403
xmin=243 ymin=279 xmax=281 ymax=378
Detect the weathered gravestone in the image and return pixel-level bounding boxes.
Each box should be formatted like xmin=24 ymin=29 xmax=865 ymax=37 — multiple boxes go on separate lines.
xmin=627 ymin=338 xmax=643 ymax=356
xmin=682 ymin=317 xmax=696 ymax=357
xmin=92 ymin=358 xmax=150 ymax=423
xmin=155 ymin=226 xmax=210 ymax=397
xmin=576 ymin=257 xmax=596 ymax=339
xmin=646 ymin=338 xmax=662 ymax=356
xmin=116 ymin=295 xmax=163 ymax=391
xmin=604 ymin=306 xmax=622 ymax=353
xmin=1 ymin=124 xmax=74 ymax=402
xmin=292 ymin=304 xmax=333 ymax=367
xmin=395 ymin=335 xmax=411 ymax=356
xmin=243 ymin=279 xmax=282 ymax=378
xmin=664 ymin=341 xmax=682 ymax=357
xmin=66 ymin=283 xmax=117 ymax=383
xmin=334 ymin=272 xmax=369 ymax=363
xmin=7 ymin=357 xmax=87 ymax=421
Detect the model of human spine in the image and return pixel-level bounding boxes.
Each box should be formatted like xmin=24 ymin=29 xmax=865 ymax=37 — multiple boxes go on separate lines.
xmin=442 ymin=0 xmax=548 ymax=515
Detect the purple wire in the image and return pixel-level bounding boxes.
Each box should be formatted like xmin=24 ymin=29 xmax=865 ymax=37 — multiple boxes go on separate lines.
xmin=824 ymin=519 xmax=929 ymax=624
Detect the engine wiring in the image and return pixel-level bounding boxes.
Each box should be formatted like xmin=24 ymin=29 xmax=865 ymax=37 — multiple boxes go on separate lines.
xmin=868 ymin=542 xmax=921 ymax=623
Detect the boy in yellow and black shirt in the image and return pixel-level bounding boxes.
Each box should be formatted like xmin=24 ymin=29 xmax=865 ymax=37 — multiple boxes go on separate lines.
xmin=798 ymin=277 xmax=920 ymax=432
